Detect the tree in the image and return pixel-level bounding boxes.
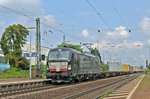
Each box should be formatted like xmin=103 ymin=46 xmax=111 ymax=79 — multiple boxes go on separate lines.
xmin=90 ymin=48 xmax=109 ymax=72
xmin=58 ymin=43 xmax=83 ymax=51
xmin=140 ymin=65 xmax=143 ymax=69
xmin=101 ymin=62 xmax=109 ymax=72
xmin=90 ymin=48 xmax=102 ymax=63
xmin=0 ymin=24 xmax=29 ymax=69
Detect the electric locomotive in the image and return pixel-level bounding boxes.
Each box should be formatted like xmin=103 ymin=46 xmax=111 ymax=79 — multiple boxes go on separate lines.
xmin=46 ymin=47 xmax=101 ymax=83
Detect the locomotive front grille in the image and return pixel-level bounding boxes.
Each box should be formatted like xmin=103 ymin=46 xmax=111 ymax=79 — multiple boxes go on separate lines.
xmin=49 ymin=62 xmax=68 ymax=72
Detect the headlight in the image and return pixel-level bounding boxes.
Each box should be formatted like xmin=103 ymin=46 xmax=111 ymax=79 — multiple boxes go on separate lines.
xmin=68 ymin=65 xmax=71 ymax=70
xmin=47 ymin=67 xmax=49 ymax=70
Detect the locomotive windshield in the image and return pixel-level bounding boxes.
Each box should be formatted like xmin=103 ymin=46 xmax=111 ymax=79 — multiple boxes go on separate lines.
xmin=48 ymin=50 xmax=70 ymax=61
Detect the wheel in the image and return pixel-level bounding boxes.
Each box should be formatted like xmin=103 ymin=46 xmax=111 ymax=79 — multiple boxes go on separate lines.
xmin=70 ymin=78 xmax=75 ymax=83
xmin=46 ymin=76 xmax=50 ymax=79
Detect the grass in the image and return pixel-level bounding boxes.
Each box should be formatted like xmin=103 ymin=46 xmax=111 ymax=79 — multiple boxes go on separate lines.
xmin=0 ymin=67 xmax=29 ymax=79
xmin=100 ymin=89 xmax=115 ymax=99
xmin=0 ymin=65 xmax=47 ymax=79
xmin=136 ymin=71 xmax=150 ymax=91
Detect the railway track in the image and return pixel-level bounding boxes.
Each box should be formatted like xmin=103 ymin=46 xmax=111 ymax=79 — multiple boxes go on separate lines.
xmin=0 ymin=79 xmax=53 ymax=98
xmin=0 ymin=74 xmax=141 ymax=99
xmin=63 ymin=74 xmax=140 ymax=99
xmin=0 ymin=85 xmax=56 ymax=97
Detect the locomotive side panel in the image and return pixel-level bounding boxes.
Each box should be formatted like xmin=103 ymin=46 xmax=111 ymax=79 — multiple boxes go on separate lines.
xmin=78 ymin=55 xmax=100 ymax=74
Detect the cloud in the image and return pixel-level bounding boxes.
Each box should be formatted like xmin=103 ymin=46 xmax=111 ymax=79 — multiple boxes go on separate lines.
xmin=91 ymin=40 xmax=144 ymax=52
xmin=147 ymin=39 xmax=150 ymax=46
xmin=81 ymin=29 xmax=89 ymax=38
xmin=42 ymin=15 xmax=57 ymax=26
xmin=123 ymin=40 xmax=144 ymax=49
xmin=13 ymin=14 xmax=57 ymax=28
xmin=139 ymin=16 xmax=150 ymax=36
xmin=107 ymin=26 xmax=130 ymax=39
xmin=92 ymin=40 xmax=110 ymax=51
xmin=15 ymin=16 xmax=30 ymax=26
xmin=146 ymin=9 xmax=150 ymax=13
xmin=138 ymin=54 xmax=145 ymax=60
xmin=0 ymin=0 xmax=43 ymax=16
xmin=0 ymin=20 xmax=5 ymax=28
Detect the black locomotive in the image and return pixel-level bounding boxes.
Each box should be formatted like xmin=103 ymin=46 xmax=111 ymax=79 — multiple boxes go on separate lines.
xmin=46 ymin=47 xmax=101 ymax=83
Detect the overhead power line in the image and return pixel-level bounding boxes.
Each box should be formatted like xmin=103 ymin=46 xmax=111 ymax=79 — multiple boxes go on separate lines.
xmin=110 ymin=0 xmax=133 ymax=40
xmin=86 ymin=0 xmax=123 ymax=42
xmin=46 ymin=0 xmax=97 ymax=30
xmin=110 ymin=0 xmax=127 ymax=26
xmin=0 ymin=4 xmax=85 ymax=43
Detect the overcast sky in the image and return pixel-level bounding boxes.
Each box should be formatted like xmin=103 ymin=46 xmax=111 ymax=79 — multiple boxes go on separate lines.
xmin=0 ymin=0 xmax=150 ymax=67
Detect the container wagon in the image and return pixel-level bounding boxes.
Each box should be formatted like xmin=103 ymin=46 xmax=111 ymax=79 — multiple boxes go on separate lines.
xmin=129 ymin=65 xmax=134 ymax=72
xmin=108 ymin=62 xmax=122 ymax=72
xmin=122 ymin=64 xmax=129 ymax=72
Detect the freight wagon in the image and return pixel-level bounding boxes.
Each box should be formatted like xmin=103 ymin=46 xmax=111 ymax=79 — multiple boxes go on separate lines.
xmin=129 ymin=65 xmax=134 ymax=72
xmin=108 ymin=62 xmax=122 ymax=72
xmin=122 ymin=64 xmax=129 ymax=72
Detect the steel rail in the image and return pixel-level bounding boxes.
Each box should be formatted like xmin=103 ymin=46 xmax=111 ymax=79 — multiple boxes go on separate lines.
xmin=0 ymin=84 xmax=57 ymax=97
xmin=63 ymin=74 xmax=140 ymax=99
xmin=95 ymin=74 xmax=140 ymax=99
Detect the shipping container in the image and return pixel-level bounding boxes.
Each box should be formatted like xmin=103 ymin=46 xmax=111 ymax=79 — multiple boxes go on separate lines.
xmin=108 ymin=62 xmax=122 ymax=72
xmin=129 ymin=65 xmax=134 ymax=72
xmin=129 ymin=65 xmax=131 ymax=71
xmin=132 ymin=66 xmax=134 ymax=71
xmin=134 ymin=67 xmax=140 ymax=71
xmin=122 ymin=64 xmax=129 ymax=72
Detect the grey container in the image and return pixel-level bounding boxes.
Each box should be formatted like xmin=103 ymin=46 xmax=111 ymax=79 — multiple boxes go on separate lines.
xmin=108 ymin=62 xmax=122 ymax=72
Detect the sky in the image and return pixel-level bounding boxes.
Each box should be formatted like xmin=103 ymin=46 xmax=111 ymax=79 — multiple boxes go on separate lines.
xmin=0 ymin=0 xmax=150 ymax=67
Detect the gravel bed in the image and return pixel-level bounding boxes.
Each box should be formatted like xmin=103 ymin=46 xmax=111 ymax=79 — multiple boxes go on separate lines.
xmin=7 ymin=75 xmax=132 ymax=99
xmin=76 ymin=75 xmax=138 ymax=99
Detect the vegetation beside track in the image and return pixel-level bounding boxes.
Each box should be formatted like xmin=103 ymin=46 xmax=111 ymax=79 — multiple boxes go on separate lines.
xmin=100 ymin=90 xmax=115 ymax=99
xmin=0 ymin=67 xmax=29 ymax=79
xmin=42 ymin=65 xmax=47 ymax=78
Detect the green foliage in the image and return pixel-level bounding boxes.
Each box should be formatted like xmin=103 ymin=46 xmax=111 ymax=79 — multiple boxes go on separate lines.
xmin=58 ymin=43 xmax=83 ymax=51
xmin=0 ymin=67 xmax=29 ymax=79
xmin=18 ymin=58 xmax=29 ymax=70
xmin=90 ymin=48 xmax=108 ymax=72
xmin=101 ymin=62 xmax=109 ymax=72
xmin=90 ymin=48 xmax=102 ymax=63
xmin=32 ymin=65 xmax=38 ymax=69
xmin=140 ymin=65 xmax=143 ymax=69
xmin=0 ymin=24 xmax=29 ymax=69
xmin=100 ymin=89 xmax=115 ymax=99
xmin=42 ymin=65 xmax=47 ymax=78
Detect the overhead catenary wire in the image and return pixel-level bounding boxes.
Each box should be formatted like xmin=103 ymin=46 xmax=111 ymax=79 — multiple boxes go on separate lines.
xmin=86 ymin=0 xmax=144 ymax=65
xmin=110 ymin=0 xmax=127 ymax=27
xmin=0 ymin=3 xmax=86 ymax=43
xmin=109 ymin=0 xmax=134 ymax=41
xmin=46 ymin=0 xmax=97 ymax=30
xmin=86 ymin=0 xmax=123 ymax=43
xmin=7 ymin=0 xmax=97 ymax=31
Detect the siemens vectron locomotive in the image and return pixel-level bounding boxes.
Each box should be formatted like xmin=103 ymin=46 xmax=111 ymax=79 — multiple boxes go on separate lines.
xmin=46 ymin=47 xmax=101 ymax=83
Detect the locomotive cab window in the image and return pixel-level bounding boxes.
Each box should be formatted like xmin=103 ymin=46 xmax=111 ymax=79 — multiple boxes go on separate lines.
xmin=48 ymin=50 xmax=70 ymax=61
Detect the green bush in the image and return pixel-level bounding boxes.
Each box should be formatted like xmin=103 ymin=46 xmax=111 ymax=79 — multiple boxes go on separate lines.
xmin=18 ymin=57 xmax=29 ymax=70
xmin=0 ymin=67 xmax=29 ymax=79
xmin=42 ymin=65 xmax=47 ymax=78
xmin=101 ymin=62 xmax=109 ymax=72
